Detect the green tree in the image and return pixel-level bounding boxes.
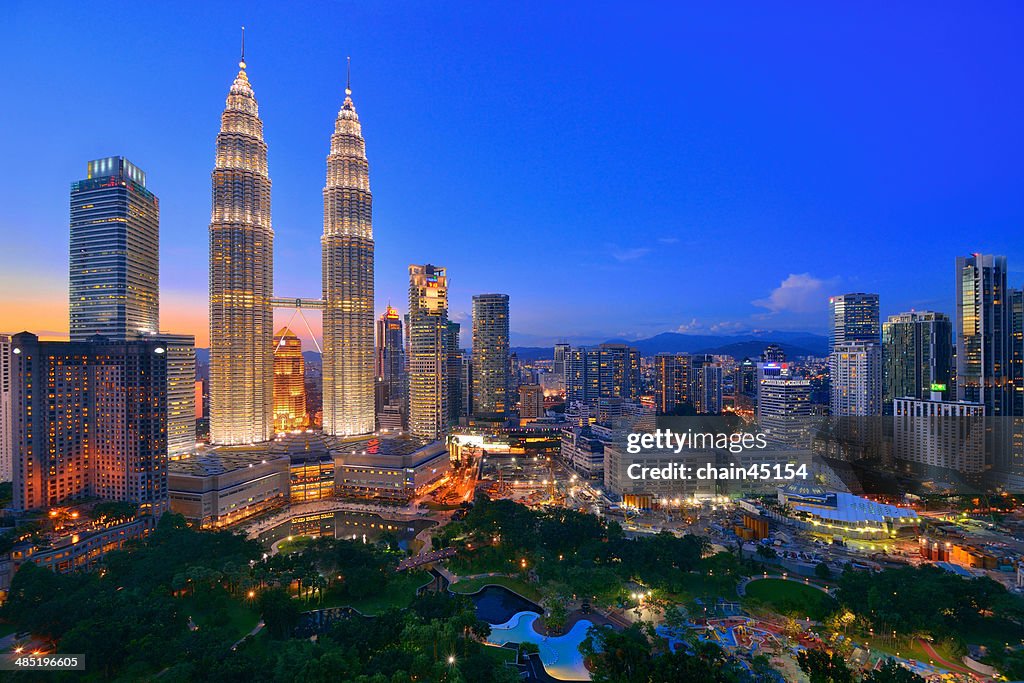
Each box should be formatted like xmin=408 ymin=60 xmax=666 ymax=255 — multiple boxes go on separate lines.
xmin=862 ymin=659 xmax=926 ymax=683
xmin=259 ymin=588 xmax=300 ymax=639
xmin=796 ymin=649 xmax=854 ymax=683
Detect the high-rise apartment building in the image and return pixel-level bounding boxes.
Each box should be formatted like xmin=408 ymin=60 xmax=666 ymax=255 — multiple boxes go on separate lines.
xmin=829 ymin=342 xmax=883 ymax=416
xmin=273 ymin=328 xmax=307 ymax=432
xmin=0 ymin=334 xmax=11 ymax=482
xmin=471 ymin=294 xmax=510 ymax=418
xmin=519 ymin=384 xmax=544 ymax=423
xmin=70 ymin=157 xmax=159 ymax=341
xmin=322 ymin=68 xmax=375 ymax=437
xmin=653 ymin=352 xmax=690 ymax=414
xmin=956 ymin=254 xmax=1011 ymax=416
xmin=829 ymin=293 xmax=880 ymax=352
xmin=758 ymin=373 xmax=812 ymax=448
xmin=689 ymin=357 xmax=723 ymax=415
xmin=408 ymin=265 xmax=448 ymax=440
xmin=375 ymin=305 xmax=405 ymax=427
xmin=11 ymin=333 xmax=168 ymax=513
xmin=209 ymin=54 xmax=274 ymax=445
xmin=882 ymin=311 xmax=953 ymax=409
xmin=566 ymin=344 xmax=641 ymax=408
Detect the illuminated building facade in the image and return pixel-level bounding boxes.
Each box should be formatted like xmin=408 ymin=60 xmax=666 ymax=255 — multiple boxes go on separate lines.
xmin=70 ymin=157 xmax=159 ymax=342
xmin=882 ymin=310 xmax=953 ymax=409
xmin=445 ymin=321 xmax=464 ymax=424
xmin=322 ymin=68 xmax=375 ymax=437
xmin=653 ymin=352 xmax=690 ymax=414
xmin=0 ymin=334 xmax=11 ymax=482
xmin=567 ymin=344 xmax=641 ymax=409
xmin=519 ymin=384 xmax=544 ymax=423
xmin=273 ymin=327 xmax=307 ymax=431
xmin=471 ymin=294 xmax=510 ymax=418
xmin=209 ymin=54 xmax=275 ymax=445
xmin=408 ymin=264 xmax=448 ymax=440
xmin=374 ymin=305 xmax=405 ymax=428
xmin=956 ymin=254 xmax=1011 ymax=416
xmin=829 ymin=341 xmax=883 ymax=416
xmin=10 ymin=332 xmax=168 ymax=513
xmin=829 ymin=293 xmax=880 ymax=352
xmin=162 ymin=334 xmax=197 ymax=457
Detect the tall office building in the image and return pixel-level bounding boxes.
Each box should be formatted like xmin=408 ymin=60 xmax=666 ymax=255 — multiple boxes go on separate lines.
xmin=567 ymin=344 xmax=641 ymax=408
xmin=1010 ymin=289 xmax=1024 ymax=417
xmin=761 ymin=344 xmax=786 ymax=363
xmin=829 ymin=293 xmax=880 ymax=352
xmin=11 ymin=333 xmax=168 ymax=513
xmin=553 ymin=343 xmax=570 ymax=378
xmin=690 ymin=360 xmax=723 ymax=415
xmin=375 ymin=305 xmax=405 ymax=426
xmin=445 ymin=321 xmax=463 ymax=424
xmin=956 ymin=255 xmax=1011 ymax=416
xmin=209 ymin=53 xmax=274 ymax=445
xmin=882 ymin=311 xmax=953 ymax=409
xmin=471 ymin=294 xmax=510 ymax=418
xmin=163 ymin=334 xmax=197 ymax=457
xmin=408 ymin=265 xmax=448 ymax=440
xmin=829 ymin=342 xmax=883 ymax=416
xmin=653 ymin=352 xmax=690 ymax=414
xmin=0 ymin=334 xmax=11 ymax=482
xmin=69 ymin=157 xmax=159 ymax=342
xmin=322 ymin=65 xmax=375 ymax=437
xmin=273 ymin=328 xmax=307 ymax=432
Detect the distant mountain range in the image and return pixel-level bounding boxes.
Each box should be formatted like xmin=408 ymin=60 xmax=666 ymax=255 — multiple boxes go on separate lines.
xmin=510 ymin=331 xmax=827 ymax=362
xmin=195 ymin=330 xmax=828 ymax=367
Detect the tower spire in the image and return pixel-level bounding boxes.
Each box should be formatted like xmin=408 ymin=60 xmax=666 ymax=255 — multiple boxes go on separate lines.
xmin=345 ymin=55 xmax=352 ymax=96
xmin=240 ymin=26 xmax=246 ymax=70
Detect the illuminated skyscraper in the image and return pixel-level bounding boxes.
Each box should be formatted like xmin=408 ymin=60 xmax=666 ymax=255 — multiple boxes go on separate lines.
xmin=830 ymin=342 xmax=882 ymax=416
xmin=956 ymin=255 xmax=1010 ymax=416
xmin=408 ymin=265 xmax=448 ymax=440
xmin=471 ymin=294 xmax=510 ymax=418
xmin=653 ymin=352 xmax=690 ymax=414
xmin=0 ymin=334 xmax=11 ymax=482
xmin=273 ymin=328 xmax=307 ymax=432
xmin=322 ymin=61 xmax=375 ymax=437
xmin=70 ymin=157 xmax=159 ymax=341
xmin=829 ymin=293 xmax=880 ymax=352
xmin=375 ymin=306 xmax=405 ymax=427
xmin=209 ymin=47 xmax=274 ymax=445
xmin=881 ymin=311 xmax=953 ymax=409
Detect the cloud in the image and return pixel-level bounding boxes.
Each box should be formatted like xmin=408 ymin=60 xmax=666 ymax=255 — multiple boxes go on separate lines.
xmin=675 ymin=319 xmax=747 ymax=334
xmin=607 ymin=245 xmax=652 ymax=262
xmin=752 ymin=273 xmax=835 ymax=314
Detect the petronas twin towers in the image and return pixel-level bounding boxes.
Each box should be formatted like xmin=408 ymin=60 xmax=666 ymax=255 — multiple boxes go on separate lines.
xmin=209 ymin=50 xmax=374 ymax=445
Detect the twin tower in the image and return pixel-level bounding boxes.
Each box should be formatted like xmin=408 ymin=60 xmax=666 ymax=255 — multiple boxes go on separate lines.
xmin=209 ymin=52 xmax=374 ymax=445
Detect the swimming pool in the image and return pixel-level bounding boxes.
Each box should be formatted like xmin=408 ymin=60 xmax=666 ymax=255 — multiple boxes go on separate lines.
xmin=487 ymin=611 xmax=593 ymax=681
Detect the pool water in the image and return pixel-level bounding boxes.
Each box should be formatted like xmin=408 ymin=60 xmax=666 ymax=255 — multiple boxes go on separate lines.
xmin=470 ymin=585 xmax=542 ymax=624
xmin=488 ymin=611 xmax=593 ymax=681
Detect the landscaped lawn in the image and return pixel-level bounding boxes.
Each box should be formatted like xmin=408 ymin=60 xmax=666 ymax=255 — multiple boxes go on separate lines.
xmin=449 ymin=575 xmax=543 ymax=603
xmin=179 ymin=594 xmax=261 ymax=639
xmin=276 ymin=535 xmax=313 ymax=554
xmin=311 ymin=570 xmax=432 ymax=615
xmin=743 ymin=578 xmax=837 ymax=621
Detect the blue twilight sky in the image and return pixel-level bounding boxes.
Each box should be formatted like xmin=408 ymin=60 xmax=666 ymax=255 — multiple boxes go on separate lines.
xmin=0 ymin=2 xmax=1022 ymax=348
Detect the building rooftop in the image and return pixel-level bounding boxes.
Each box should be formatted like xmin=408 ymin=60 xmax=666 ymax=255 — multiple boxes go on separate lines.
xmin=791 ymin=491 xmax=918 ymax=525
xmin=168 ymin=450 xmax=286 ymax=477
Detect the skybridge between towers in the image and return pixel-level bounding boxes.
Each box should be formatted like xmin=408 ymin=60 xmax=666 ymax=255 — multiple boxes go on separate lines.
xmin=271 ymin=296 xmax=325 ymax=353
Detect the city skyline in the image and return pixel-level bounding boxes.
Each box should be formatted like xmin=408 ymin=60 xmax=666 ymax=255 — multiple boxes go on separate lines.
xmin=2 ymin=3 xmax=1024 ymax=349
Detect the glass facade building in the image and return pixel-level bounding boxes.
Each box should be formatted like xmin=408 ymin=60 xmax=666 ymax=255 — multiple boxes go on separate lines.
xmin=471 ymin=293 xmax=510 ymax=418
xmin=70 ymin=157 xmax=159 ymax=341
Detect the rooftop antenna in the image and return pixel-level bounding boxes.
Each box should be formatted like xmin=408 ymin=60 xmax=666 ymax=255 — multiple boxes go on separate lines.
xmin=345 ymin=55 xmax=352 ymax=96
xmin=239 ymin=26 xmax=246 ymax=69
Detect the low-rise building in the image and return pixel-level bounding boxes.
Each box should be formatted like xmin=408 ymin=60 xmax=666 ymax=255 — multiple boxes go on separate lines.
xmin=168 ymin=449 xmax=290 ymax=528
xmin=333 ymin=437 xmax=450 ymax=502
